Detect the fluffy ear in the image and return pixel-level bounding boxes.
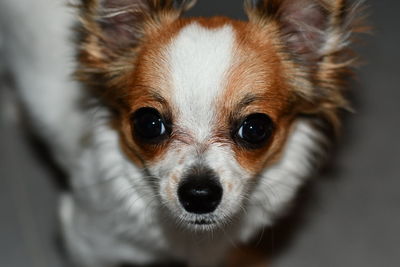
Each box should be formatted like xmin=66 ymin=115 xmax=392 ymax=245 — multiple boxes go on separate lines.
xmin=76 ymin=0 xmax=196 ymax=106
xmin=245 ymin=0 xmax=366 ymax=127
xmin=79 ymin=0 xmax=196 ymax=56
xmin=245 ymin=0 xmax=358 ymax=63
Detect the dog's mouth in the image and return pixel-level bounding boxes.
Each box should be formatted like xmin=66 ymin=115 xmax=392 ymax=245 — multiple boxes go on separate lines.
xmin=178 ymin=214 xmax=220 ymax=230
xmin=188 ymin=219 xmax=216 ymax=225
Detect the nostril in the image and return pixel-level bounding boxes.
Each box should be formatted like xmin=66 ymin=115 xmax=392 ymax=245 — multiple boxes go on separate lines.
xmin=178 ymin=175 xmax=223 ymax=214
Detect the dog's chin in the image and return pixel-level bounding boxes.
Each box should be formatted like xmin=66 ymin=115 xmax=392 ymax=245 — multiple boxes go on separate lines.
xmin=183 ymin=220 xmax=219 ymax=231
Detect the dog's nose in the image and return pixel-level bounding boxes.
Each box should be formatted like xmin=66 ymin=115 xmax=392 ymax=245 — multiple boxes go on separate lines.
xmin=178 ymin=171 xmax=223 ymax=214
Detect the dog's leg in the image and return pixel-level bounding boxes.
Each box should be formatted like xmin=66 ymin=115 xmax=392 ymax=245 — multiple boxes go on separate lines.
xmin=0 ymin=0 xmax=85 ymax=169
xmin=60 ymin=193 xmax=163 ymax=267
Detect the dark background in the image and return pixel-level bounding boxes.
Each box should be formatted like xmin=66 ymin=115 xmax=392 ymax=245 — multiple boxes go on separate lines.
xmin=1 ymin=1 xmax=399 ymax=266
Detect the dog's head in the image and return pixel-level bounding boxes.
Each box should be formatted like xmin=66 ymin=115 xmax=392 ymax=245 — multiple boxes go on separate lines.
xmin=76 ymin=0 xmax=362 ymax=230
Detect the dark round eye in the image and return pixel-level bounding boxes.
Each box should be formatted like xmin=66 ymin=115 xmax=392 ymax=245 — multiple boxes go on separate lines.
xmin=131 ymin=107 xmax=169 ymax=143
xmin=235 ymin=113 xmax=274 ymax=148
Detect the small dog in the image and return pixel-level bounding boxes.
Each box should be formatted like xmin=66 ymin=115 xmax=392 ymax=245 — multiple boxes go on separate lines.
xmin=0 ymin=0 xmax=364 ymax=266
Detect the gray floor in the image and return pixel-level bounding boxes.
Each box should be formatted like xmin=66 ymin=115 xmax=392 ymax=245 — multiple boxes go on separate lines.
xmin=1 ymin=1 xmax=400 ymax=267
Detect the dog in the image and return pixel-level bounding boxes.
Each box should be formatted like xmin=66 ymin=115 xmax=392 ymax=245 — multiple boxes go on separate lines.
xmin=0 ymin=0 xmax=364 ymax=266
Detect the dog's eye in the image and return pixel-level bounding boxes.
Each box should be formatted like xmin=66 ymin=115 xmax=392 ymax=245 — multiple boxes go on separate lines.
xmin=131 ymin=107 xmax=169 ymax=143
xmin=235 ymin=113 xmax=274 ymax=148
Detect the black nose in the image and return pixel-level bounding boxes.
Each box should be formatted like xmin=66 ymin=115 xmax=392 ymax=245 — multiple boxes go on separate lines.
xmin=177 ymin=170 xmax=223 ymax=214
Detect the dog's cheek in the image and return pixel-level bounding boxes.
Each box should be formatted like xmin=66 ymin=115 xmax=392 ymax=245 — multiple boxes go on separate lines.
xmin=222 ymin=164 xmax=253 ymax=214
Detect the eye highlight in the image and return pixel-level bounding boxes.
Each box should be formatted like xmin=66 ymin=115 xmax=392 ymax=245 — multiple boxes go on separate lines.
xmin=234 ymin=113 xmax=274 ymax=149
xmin=131 ymin=107 xmax=170 ymax=144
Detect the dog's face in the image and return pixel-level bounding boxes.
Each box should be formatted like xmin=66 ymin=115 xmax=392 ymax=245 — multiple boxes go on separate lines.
xmin=122 ymin=19 xmax=296 ymax=226
xmin=77 ymin=0 xmax=358 ymax=229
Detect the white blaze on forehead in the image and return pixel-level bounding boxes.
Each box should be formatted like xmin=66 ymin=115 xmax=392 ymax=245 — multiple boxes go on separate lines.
xmin=167 ymin=23 xmax=235 ymax=141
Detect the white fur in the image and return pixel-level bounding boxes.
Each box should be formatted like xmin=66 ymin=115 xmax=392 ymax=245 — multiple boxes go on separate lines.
xmin=168 ymin=23 xmax=234 ymax=142
xmin=0 ymin=1 xmax=325 ymax=267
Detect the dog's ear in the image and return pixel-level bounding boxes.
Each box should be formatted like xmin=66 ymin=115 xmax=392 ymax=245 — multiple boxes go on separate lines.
xmin=76 ymin=0 xmax=196 ymax=107
xmin=78 ymin=0 xmax=196 ymax=58
xmin=245 ymin=0 xmax=354 ymax=64
xmin=244 ymin=0 xmax=366 ymax=127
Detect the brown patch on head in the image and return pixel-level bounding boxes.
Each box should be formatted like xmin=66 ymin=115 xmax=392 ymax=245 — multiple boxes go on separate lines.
xmin=75 ymin=0 xmax=198 ymax=108
xmin=211 ymin=20 xmax=297 ymax=174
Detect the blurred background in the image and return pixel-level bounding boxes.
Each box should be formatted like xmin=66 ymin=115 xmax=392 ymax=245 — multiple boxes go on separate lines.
xmin=1 ymin=0 xmax=399 ymax=266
